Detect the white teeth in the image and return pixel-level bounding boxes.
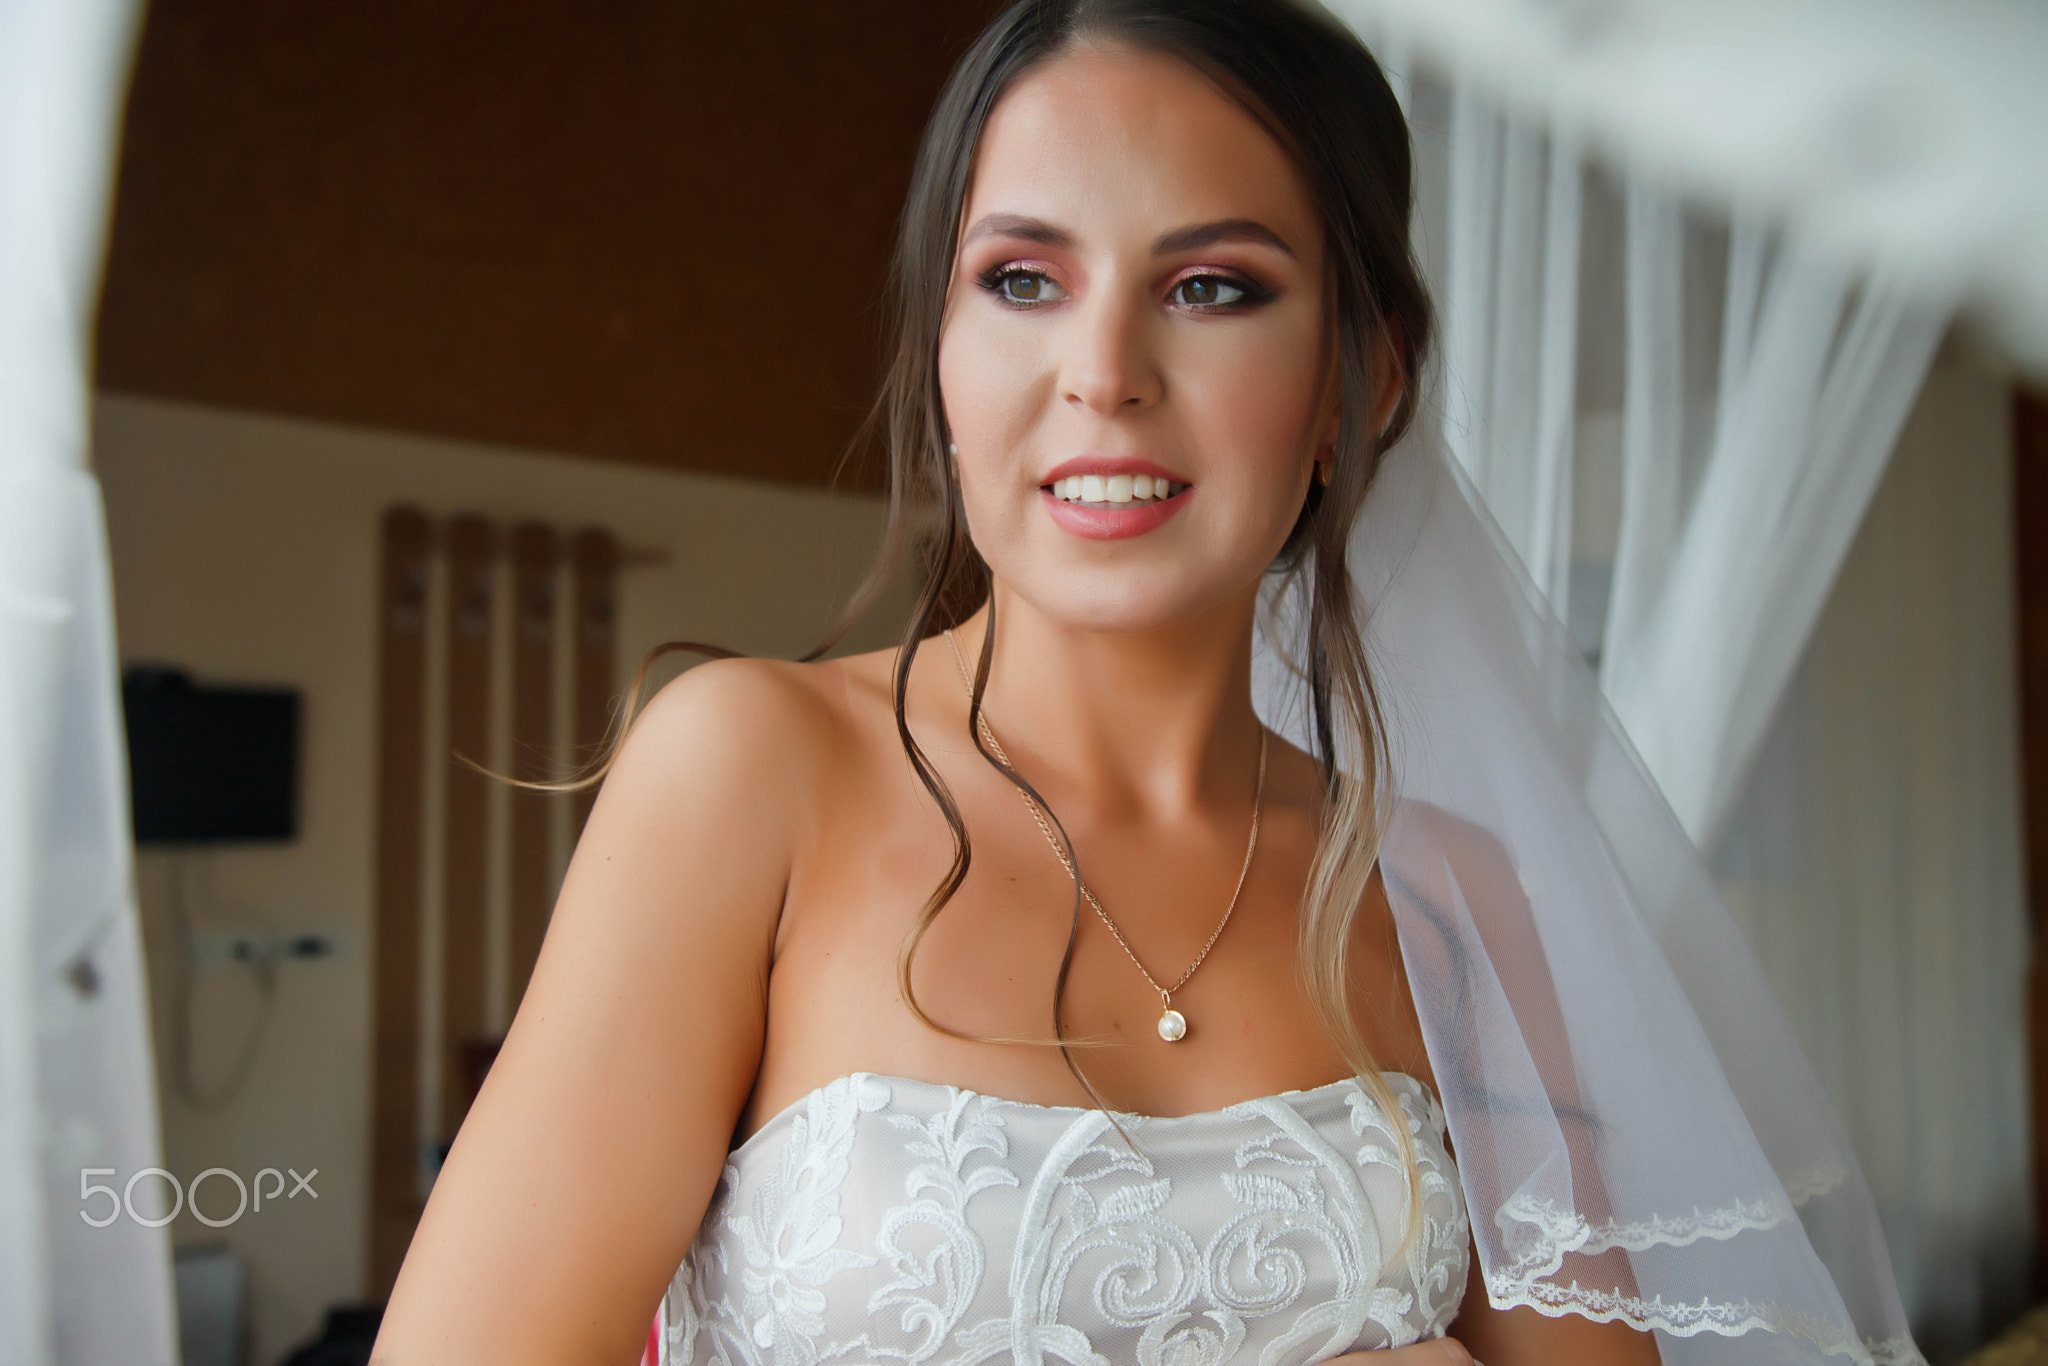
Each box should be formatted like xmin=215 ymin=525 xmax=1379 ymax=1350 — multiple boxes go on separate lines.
xmin=1048 ymin=474 xmax=1183 ymax=504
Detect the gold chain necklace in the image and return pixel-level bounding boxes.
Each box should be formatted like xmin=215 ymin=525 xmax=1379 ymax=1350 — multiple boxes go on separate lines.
xmin=944 ymin=627 xmax=1267 ymax=1043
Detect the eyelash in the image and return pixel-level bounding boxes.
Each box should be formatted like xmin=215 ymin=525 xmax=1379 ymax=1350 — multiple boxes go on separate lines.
xmin=973 ymin=264 xmax=1274 ymax=312
xmin=1166 ymin=270 xmax=1274 ymax=310
xmin=976 ymin=264 xmax=1063 ymax=308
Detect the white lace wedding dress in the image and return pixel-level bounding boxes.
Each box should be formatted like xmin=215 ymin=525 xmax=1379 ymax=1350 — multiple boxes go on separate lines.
xmin=659 ymin=1071 xmax=1470 ymax=1366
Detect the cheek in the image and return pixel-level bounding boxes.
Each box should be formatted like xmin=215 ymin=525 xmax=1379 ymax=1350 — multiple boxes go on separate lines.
xmin=1172 ymin=320 xmax=1325 ymax=481
xmin=938 ymin=307 xmax=1044 ymax=451
xmin=937 ymin=310 xmax=1060 ymax=557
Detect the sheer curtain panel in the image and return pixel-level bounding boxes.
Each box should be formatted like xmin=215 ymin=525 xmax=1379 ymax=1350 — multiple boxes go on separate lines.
xmin=0 ymin=1 xmax=167 ymax=1364
xmin=1325 ymin=0 xmax=2048 ymax=374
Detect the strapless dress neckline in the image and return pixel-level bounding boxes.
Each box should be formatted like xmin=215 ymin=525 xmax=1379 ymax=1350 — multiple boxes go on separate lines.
xmin=732 ymin=1072 xmax=1396 ymax=1154
xmin=662 ymin=1070 xmax=1470 ymax=1366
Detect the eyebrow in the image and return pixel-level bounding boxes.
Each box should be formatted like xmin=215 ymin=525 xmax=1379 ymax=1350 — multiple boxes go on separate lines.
xmin=962 ymin=214 xmax=1074 ymax=250
xmin=962 ymin=213 xmax=1296 ymax=259
xmin=1153 ymin=218 xmax=1297 ymax=258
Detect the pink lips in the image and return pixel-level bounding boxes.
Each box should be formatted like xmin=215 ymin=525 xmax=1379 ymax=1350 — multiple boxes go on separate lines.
xmin=1039 ymin=456 xmax=1192 ymax=542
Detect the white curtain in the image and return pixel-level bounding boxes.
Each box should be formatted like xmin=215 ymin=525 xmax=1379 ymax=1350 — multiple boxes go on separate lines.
xmin=1324 ymin=0 xmax=2048 ymax=374
xmin=1437 ymin=87 xmax=1581 ymax=614
xmin=1599 ymin=208 xmax=1947 ymax=845
xmin=1383 ymin=43 xmax=1950 ymax=847
xmin=0 ymin=2 xmax=170 ymax=1364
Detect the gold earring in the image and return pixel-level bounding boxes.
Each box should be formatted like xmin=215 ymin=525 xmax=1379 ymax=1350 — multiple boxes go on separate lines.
xmin=1314 ymin=458 xmax=1332 ymax=487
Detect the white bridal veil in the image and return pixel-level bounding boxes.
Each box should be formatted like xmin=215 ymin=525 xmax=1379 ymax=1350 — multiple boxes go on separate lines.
xmin=1252 ymin=431 xmax=1921 ymax=1365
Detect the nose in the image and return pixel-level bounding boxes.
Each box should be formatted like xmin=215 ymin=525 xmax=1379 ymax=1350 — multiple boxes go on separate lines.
xmin=1059 ymin=285 xmax=1162 ymax=416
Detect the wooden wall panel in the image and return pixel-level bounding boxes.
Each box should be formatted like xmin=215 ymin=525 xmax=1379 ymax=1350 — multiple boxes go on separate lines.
xmin=371 ymin=509 xmax=633 ymax=1287
xmin=572 ymin=529 xmax=621 ymax=841
xmin=439 ymin=516 xmax=497 ymax=1143
xmin=509 ymin=522 xmax=557 ymax=1005
xmin=369 ymin=507 xmax=431 ymax=1298
xmin=97 ymin=0 xmax=1004 ymax=487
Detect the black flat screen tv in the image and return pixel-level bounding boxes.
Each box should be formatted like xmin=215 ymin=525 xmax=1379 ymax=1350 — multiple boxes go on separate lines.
xmin=123 ymin=666 xmax=300 ymax=845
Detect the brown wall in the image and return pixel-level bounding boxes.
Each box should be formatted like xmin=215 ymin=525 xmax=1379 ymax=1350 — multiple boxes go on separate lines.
xmin=2020 ymin=387 xmax=2048 ymax=1289
xmin=97 ymin=1 xmax=1001 ymax=486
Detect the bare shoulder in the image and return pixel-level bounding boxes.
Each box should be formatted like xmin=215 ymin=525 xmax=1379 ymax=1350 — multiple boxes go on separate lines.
xmin=1379 ymin=797 xmax=1529 ymax=942
xmin=624 ymin=653 xmax=844 ymax=765
xmin=1387 ymin=797 xmax=1514 ymax=868
xmin=371 ymin=653 xmax=888 ymax=1364
xmin=597 ymin=653 xmax=875 ymax=821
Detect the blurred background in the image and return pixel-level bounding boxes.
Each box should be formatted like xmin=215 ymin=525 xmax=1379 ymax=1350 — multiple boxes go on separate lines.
xmin=4 ymin=2 xmax=2047 ymax=1364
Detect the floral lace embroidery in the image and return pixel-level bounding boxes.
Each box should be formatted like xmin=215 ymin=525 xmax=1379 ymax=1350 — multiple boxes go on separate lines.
xmin=663 ymin=1074 xmax=1468 ymax=1366
xmin=868 ymin=1090 xmax=1020 ymax=1363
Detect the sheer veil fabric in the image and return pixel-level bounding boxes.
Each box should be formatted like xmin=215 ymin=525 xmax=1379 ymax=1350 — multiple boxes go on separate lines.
xmin=1250 ymin=429 xmax=1921 ymax=1365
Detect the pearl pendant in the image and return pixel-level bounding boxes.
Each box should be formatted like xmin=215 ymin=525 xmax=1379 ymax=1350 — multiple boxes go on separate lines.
xmin=1157 ymin=1007 xmax=1188 ymax=1042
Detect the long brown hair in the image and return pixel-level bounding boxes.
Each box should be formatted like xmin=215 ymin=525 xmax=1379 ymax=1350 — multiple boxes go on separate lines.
xmin=568 ymin=0 xmax=1433 ymax=1188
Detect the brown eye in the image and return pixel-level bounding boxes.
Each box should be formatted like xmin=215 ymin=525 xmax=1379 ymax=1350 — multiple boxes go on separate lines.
xmin=1170 ymin=274 xmax=1247 ymax=308
xmin=996 ymin=269 xmax=1062 ymax=305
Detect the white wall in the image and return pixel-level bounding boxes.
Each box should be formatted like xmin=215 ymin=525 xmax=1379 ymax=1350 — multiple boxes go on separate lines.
xmin=93 ymin=393 xmax=904 ymax=1366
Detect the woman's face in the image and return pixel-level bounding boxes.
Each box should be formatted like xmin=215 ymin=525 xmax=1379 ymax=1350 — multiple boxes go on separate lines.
xmin=938 ymin=44 xmax=1333 ymax=634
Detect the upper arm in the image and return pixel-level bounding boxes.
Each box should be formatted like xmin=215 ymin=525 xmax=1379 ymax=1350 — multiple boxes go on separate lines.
xmin=373 ymin=658 xmax=826 ymax=1366
xmin=1448 ymin=1237 xmax=1662 ymax=1365
xmin=1396 ymin=805 xmax=1661 ymax=1364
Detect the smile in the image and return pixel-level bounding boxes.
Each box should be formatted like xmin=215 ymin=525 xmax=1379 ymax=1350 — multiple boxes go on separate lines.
xmin=1045 ymin=473 xmax=1185 ymax=508
xmin=1037 ymin=460 xmax=1192 ymax=541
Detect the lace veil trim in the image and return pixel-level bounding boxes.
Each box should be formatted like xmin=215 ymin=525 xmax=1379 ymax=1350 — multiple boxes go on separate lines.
xmin=1486 ymin=1173 xmax=1913 ymax=1363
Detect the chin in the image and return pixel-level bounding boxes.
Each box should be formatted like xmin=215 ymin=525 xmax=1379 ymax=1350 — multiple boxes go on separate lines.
xmin=998 ymin=561 xmax=1251 ymax=636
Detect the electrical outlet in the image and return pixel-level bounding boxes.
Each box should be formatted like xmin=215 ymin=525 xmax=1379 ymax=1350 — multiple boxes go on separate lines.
xmin=186 ymin=930 xmax=349 ymax=967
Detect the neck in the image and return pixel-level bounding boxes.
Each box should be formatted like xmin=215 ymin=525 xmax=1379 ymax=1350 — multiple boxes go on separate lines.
xmin=948 ymin=581 xmax=1265 ymax=820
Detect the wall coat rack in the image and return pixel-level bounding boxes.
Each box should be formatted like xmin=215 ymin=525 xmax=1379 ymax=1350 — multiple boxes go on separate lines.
xmin=366 ymin=507 xmax=627 ymax=1298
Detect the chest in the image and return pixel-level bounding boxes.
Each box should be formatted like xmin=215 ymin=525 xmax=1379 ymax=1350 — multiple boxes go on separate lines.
xmin=755 ymin=754 xmax=1412 ymax=1122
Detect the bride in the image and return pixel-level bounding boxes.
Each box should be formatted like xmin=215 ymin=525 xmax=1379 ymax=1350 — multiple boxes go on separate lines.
xmin=371 ymin=3 xmax=1916 ymax=1364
